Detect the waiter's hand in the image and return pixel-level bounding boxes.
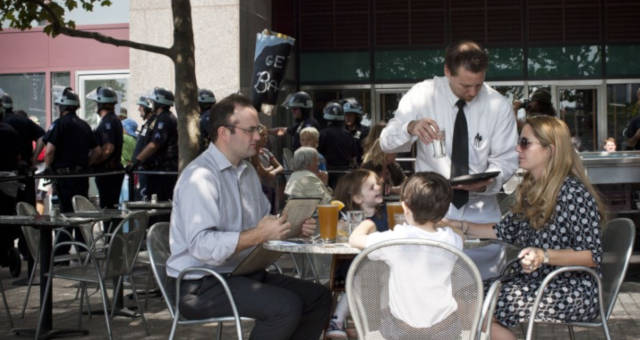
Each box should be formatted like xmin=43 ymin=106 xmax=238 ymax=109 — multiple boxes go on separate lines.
xmin=452 ymin=178 xmax=494 ymax=192
xmin=407 ymin=118 xmax=439 ymax=145
xmin=300 ymin=217 xmax=317 ymax=237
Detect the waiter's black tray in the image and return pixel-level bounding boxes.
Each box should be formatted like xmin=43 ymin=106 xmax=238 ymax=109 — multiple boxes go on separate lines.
xmin=450 ymin=171 xmax=500 ymax=185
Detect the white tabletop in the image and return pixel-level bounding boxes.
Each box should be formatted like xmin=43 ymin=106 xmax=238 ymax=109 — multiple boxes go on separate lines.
xmin=263 ymin=239 xmax=360 ymax=255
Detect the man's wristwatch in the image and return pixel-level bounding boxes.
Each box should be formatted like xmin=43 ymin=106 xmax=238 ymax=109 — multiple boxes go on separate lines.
xmin=542 ymin=249 xmax=550 ymax=264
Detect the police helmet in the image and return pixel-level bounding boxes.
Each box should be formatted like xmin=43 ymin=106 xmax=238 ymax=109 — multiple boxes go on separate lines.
xmin=86 ymin=86 xmax=118 ymax=104
xmin=342 ymin=97 xmax=363 ymax=116
xmin=149 ymin=87 xmax=174 ymax=106
xmin=54 ymin=87 xmax=80 ymax=107
xmin=1 ymin=94 xmax=12 ymax=109
xmin=283 ymin=91 xmax=313 ymax=109
xmin=198 ymin=88 xmax=216 ymax=104
xmin=136 ymin=96 xmax=152 ymax=109
xmin=323 ymin=101 xmax=344 ymax=121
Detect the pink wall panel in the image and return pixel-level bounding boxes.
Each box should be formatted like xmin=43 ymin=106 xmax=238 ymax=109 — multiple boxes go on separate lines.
xmin=0 ymin=24 xmax=129 ymax=73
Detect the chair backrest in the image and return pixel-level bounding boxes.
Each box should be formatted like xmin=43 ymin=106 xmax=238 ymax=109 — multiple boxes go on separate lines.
xmin=103 ymin=211 xmax=148 ymax=278
xmin=16 ymin=202 xmax=39 ymax=259
xmin=72 ymin=195 xmax=100 ymax=245
xmin=146 ymin=222 xmax=175 ymax=317
xmin=600 ymin=217 xmax=636 ymax=319
xmin=346 ymin=238 xmax=484 ymax=340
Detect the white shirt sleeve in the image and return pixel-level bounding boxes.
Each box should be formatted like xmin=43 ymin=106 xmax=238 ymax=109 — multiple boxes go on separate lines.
xmin=482 ymin=99 xmax=518 ymax=195
xmin=380 ymin=82 xmax=433 ymax=153
xmin=175 ymin=167 xmax=240 ymax=266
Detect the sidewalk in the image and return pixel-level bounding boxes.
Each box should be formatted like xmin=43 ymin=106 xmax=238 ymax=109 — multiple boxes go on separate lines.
xmin=1 ymin=263 xmax=640 ymax=339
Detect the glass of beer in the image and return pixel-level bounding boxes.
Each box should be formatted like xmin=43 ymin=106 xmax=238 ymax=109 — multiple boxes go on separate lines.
xmin=318 ymin=204 xmax=339 ymax=243
xmin=386 ymin=202 xmax=404 ymax=230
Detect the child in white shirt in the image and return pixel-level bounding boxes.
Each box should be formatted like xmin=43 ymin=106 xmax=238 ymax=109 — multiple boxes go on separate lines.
xmin=349 ymin=171 xmax=463 ymax=338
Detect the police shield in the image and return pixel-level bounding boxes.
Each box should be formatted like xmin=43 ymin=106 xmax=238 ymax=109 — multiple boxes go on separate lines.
xmin=251 ymin=29 xmax=295 ymax=116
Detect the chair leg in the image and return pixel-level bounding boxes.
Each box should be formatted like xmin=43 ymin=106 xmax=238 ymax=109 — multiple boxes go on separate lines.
xmin=0 ymin=280 xmax=13 ymax=329
xmin=169 ymin=316 xmax=179 ymax=340
xmin=567 ymin=325 xmax=575 ymax=340
xmin=216 ymin=321 xmax=223 ymax=340
xmin=20 ymin=256 xmax=38 ymax=318
xmin=97 ymin=278 xmax=113 ymax=340
xmin=110 ymin=276 xmax=124 ymax=319
xmin=84 ymin=286 xmax=93 ymax=320
xmin=128 ymin=276 xmax=150 ymax=335
xmin=78 ymin=283 xmax=86 ymax=329
xmin=601 ymin=320 xmax=612 ymax=340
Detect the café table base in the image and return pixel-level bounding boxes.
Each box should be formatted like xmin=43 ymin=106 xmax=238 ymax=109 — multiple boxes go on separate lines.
xmin=12 ymin=327 xmax=89 ymax=339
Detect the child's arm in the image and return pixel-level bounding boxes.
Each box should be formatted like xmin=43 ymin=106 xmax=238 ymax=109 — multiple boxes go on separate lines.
xmin=349 ymin=219 xmax=377 ymax=249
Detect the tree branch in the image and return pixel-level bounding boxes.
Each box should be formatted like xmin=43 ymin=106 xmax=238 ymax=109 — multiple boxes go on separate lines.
xmin=29 ymin=0 xmax=174 ymax=58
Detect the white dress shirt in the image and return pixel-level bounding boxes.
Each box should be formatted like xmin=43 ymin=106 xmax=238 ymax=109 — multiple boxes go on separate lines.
xmin=380 ymin=76 xmax=518 ymax=223
xmin=166 ymin=143 xmax=270 ymax=278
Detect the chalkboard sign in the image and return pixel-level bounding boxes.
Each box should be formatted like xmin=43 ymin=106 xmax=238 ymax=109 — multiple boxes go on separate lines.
xmin=251 ymin=30 xmax=295 ymax=115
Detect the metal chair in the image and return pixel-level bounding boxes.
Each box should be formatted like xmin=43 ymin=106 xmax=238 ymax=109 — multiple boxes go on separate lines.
xmin=346 ymin=238 xmax=484 ymax=340
xmin=146 ymin=222 xmax=250 ymax=340
xmin=525 ymin=217 xmax=636 ymax=340
xmin=71 ymin=195 xmax=106 ymax=247
xmin=35 ymin=211 xmax=150 ymax=340
xmin=16 ymin=201 xmax=86 ymax=319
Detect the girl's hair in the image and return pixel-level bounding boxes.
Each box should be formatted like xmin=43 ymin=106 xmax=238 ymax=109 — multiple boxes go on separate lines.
xmin=362 ymin=121 xmax=386 ymax=154
xmin=334 ymin=168 xmax=378 ymax=211
xmin=513 ymin=116 xmax=605 ymax=229
xmin=362 ymin=138 xmax=385 ymax=166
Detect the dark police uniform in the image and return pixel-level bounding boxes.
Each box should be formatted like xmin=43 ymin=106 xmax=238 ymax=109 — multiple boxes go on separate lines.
xmin=143 ymin=108 xmax=178 ymax=201
xmin=349 ymin=124 xmax=370 ymax=164
xmin=94 ymin=111 xmax=123 ymax=209
xmin=44 ymin=112 xmax=97 ymax=212
xmin=0 ymin=122 xmax=23 ymax=272
xmin=287 ymin=117 xmax=320 ymax=150
xmin=132 ymin=114 xmax=157 ymax=200
xmin=43 ymin=111 xmax=96 ymax=256
xmin=199 ymin=109 xmax=211 ymax=153
xmin=318 ymin=124 xmax=358 ymax=188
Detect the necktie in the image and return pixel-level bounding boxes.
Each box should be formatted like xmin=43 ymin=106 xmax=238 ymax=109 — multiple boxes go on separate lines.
xmin=451 ymin=99 xmax=469 ymax=208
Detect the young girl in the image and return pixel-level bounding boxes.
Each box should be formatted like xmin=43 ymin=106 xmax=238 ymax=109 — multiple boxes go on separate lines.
xmin=326 ymin=168 xmax=388 ymax=338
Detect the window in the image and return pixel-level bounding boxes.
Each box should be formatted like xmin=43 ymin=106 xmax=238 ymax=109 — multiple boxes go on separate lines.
xmin=0 ymin=73 xmax=46 ymax=128
xmin=77 ymin=71 xmax=129 ymax=128
xmin=51 ymin=72 xmax=71 ymax=122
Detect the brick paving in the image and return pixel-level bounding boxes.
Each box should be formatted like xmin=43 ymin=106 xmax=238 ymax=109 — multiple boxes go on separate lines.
xmin=1 ymin=262 xmax=639 ymax=339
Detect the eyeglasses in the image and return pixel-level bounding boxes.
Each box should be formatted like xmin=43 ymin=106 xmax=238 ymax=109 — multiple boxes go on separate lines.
xmin=518 ymin=137 xmax=541 ymax=149
xmin=224 ymin=124 xmax=264 ymax=135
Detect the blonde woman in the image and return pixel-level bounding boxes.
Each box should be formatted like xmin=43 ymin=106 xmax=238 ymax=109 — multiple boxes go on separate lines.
xmin=362 ymin=138 xmax=406 ymax=195
xmin=445 ymin=116 xmax=604 ymax=340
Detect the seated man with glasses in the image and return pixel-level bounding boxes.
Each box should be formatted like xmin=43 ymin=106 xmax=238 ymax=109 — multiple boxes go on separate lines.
xmin=166 ymin=93 xmax=331 ymax=339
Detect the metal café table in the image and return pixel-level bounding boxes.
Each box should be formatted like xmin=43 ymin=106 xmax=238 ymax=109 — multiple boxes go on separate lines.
xmin=124 ymin=200 xmax=172 ymax=211
xmin=0 ymin=214 xmax=109 ymax=339
xmin=263 ymin=238 xmax=521 ymax=283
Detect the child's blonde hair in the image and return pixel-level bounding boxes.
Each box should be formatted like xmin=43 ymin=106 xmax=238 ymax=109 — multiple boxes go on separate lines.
xmin=299 ymin=127 xmax=320 ymax=147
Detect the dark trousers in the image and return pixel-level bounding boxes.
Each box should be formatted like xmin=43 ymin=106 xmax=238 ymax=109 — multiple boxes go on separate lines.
xmin=170 ymin=270 xmax=332 ymax=340
xmin=95 ymin=173 xmax=124 ymax=209
xmin=53 ymin=178 xmax=88 ymax=256
xmin=0 ymin=191 xmax=19 ymax=266
xmin=147 ymin=174 xmax=177 ymax=201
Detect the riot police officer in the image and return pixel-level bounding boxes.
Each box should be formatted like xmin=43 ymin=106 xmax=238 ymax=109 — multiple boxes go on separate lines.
xmin=44 ymin=88 xmax=100 ymax=256
xmin=342 ymin=98 xmax=369 ymax=163
xmin=127 ymin=87 xmax=178 ymax=201
xmin=197 ymin=88 xmax=216 ymax=152
xmin=318 ymin=100 xmax=358 ymax=188
xmin=277 ymin=91 xmax=320 ymax=150
xmin=131 ymin=95 xmax=154 ymax=200
xmin=86 ymin=86 xmax=123 ymax=209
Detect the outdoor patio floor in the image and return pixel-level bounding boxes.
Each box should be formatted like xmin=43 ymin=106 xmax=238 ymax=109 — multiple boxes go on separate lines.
xmin=1 ymin=261 xmax=640 ymax=339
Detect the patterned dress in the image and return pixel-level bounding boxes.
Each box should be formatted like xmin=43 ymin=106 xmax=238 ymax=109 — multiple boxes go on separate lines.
xmin=492 ymin=176 xmax=603 ymax=327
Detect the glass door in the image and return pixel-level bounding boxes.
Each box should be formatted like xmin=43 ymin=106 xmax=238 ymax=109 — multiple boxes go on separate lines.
xmin=557 ymin=87 xmax=599 ymax=151
xmin=77 ymin=70 xmax=129 ymax=128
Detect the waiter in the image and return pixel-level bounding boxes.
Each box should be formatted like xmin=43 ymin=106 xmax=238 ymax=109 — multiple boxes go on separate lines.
xmin=87 ymin=86 xmax=123 ymax=209
xmin=380 ymin=40 xmax=518 ymax=224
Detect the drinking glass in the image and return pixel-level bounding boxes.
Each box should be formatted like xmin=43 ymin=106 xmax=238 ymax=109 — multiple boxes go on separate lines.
xmin=432 ymin=129 xmax=446 ymax=158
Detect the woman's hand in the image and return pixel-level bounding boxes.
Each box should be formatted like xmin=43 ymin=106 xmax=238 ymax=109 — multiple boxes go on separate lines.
xmin=519 ymin=247 xmax=545 ymax=273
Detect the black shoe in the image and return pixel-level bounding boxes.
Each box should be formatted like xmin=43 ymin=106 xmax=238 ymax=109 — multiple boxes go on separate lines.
xmin=9 ymin=247 xmax=21 ymax=278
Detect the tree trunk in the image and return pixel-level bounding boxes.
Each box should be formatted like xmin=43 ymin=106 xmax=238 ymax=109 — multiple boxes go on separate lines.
xmin=171 ymin=0 xmax=200 ymax=172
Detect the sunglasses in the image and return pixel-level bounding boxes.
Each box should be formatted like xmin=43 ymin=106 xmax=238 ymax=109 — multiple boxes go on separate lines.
xmin=518 ymin=137 xmax=541 ymax=149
